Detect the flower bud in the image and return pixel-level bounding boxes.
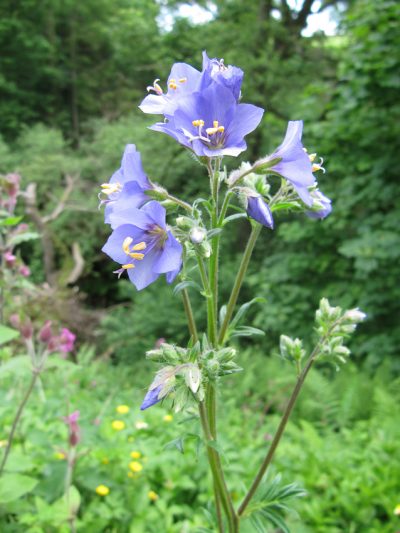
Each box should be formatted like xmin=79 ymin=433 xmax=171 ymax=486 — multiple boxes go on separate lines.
xmin=198 ymin=240 xmax=212 ymax=258
xmin=9 ymin=314 xmax=20 ymax=329
xmin=38 ymin=321 xmax=53 ymax=343
xmin=344 ymin=309 xmax=366 ymax=324
xmin=176 ymin=216 xmax=194 ymax=230
xmin=189 ymin=227 xmax=207 ymax=244
xmin=4 ymin=251 xmax=16 ymax=267
xmin=20 ymin=319 xmax=33 ymax=340
xmin=19 ymin=265 xmax=30 ymax=277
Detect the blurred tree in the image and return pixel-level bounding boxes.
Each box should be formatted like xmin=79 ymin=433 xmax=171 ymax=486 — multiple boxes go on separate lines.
xmin=251 ymin=0 xmax=400 ymax=368
xmin=0 ymin=0 xmax=162 ymax=142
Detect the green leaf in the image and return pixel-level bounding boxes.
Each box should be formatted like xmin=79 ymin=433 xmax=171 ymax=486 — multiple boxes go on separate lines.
xmin=0 ymin=473 xmax=38 ymax=503
xmin=164 ymin=437 xmax=185 ymax=454
xmin=0 ymin=325 xmax=19 ymax=346
xmin=230 ymin=326 xmax=265 ymax=338
xmin=222 ymin=213 xmax=247 ymax=226
xmin=0 ymin=355 xmax=31 ymax=378
xmin=9 ymin=232 xmax=40 ymax=246
xmin=173 ymin=280 xmax=202 ymax=295
xmin=229 ymin=297 xmax=266 ymax=331
xmin=0 ymin=215 xmax=23 ymax=226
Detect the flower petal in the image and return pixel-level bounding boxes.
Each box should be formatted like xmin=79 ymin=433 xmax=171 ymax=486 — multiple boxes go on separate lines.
xmin=247 ymin=196 xmax=274 ymax=228
xmin=152 ymin=232 xmax=183 ymax=274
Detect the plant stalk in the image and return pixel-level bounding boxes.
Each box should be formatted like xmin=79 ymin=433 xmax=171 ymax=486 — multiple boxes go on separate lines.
xmin=218 ymin=224 xmax=261 ymax=345
xmin=0 ymin=370 xmax=39 ymax=475
xmin=199 ymin=401 xmax=238 ymax=532
xmin=181 ymin=288 xmax=198 ymax=342
xmin=238 ymin=356 xmax=316 ymax=516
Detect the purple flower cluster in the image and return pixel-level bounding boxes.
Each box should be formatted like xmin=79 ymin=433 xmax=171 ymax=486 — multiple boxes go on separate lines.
xmin=101 ymin=145 xmax=183 ymax=290
xmin=244 ymin=121 xmax=332 ymax=227
xmin=140 ymin=51 xmax=264 ymax=157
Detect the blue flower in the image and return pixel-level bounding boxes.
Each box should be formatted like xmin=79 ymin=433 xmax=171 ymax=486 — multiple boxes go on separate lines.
xmin=150 ymin=83 xmax=263 ymax=157
xmin=246 ymin=195 xmax=274 ymax=228
xmin=140 ymin=385 xmax=162 ymax=410
xmin=261 ymin=121 xmax=317 ymax=206
xmin=306 ymin=189 xmax=332 ymax=219
xmin=139 ymin=62 xmax=202 ymax=117
xmin=200 ymin=51 xmax=243 ymax=101
xmin=100 ymin=145 xmax=151 ymax=224
xmin=139 ymin=51 xmax=243 ymax=118
xmin=102 ymin=201 xmax=182 ymax=290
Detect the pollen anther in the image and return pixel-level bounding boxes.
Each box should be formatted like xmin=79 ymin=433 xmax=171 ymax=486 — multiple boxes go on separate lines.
xmin=122 ymin=238 xmax=147 ymax=259
xmin=169 ymin=78 xmax=177 ymax=90
xmin=179 ymin=77 xmax=187 ymax=83
xmin=101 ymin=182 xmax=122 ymax=196
xmin=192 ymin=119 xmax=205 ymax=127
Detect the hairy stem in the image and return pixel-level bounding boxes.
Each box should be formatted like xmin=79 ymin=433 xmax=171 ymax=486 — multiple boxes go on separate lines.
xmin=238 ymin=339 xmax=326 ymax=516
xmin=218 ymin=224 xmax=261 ymax=346
xmin=165 ymin=193 xmax=193 ymax=213
xmin=181 ymin=288 xmax=198 ymax=342
xmin=199 ymin=401 xmax=238 ymax=532
xmin=197 ymin=255 xmax=217 ymax=345
xmin=0 ymin=371 xmax=39 ymax=475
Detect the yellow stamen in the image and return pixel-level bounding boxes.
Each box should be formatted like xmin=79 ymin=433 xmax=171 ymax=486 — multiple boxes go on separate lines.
xmin=154 ymin=80 xmax=162 ymax=94
xmin=123 ymin=237 xmax=133 ymax=255
xmin=122 ymin=238 xmax=147 ymax=259
xmin=192 ymin=119 xmax=205 ymax=127
xmin=169 ymin=78 xmax=177 ymax=90
xmin=179 ymin=77 xmax=187 ymax=83
xmin=309 ymin=153 xmax=317 ymax=162
xmin=101 ymin=182 xmax=122 ymax=196
xmin=122 ymin=264 xmax=135 ymax=270
xmin=206 ymin=123 xmax=225 ymax=136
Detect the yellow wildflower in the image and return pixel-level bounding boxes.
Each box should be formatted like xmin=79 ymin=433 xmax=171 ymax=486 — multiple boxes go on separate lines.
xmin=130 ymin=451 xmax=141 ymax=459
xmin=95 ymin=485 xmax=110 ymax=496
xmin=116 ymin=405 xmax=130 ymax=414
xmin=129 ymin=461 xmax=143 ymax=473
xmin=163 ymin=414 xmax=173 ymax=422
xmin=394 ymin=503 xmax=400 ymax=516
xmin=148 ymin=490 xmax=159 ymax=502
xmin=54 ymin=451 xmax=66 ymax=460
xmin=101 ymin=457 xmax=110 ymax=465
xmin=111 ymin=420 xmax=126 ymax=431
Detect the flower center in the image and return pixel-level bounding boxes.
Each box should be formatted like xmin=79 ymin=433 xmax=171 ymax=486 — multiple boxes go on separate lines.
xmin=190 ymin=118 xmax=226 ymax=149
xmin=148 ymin=225 xmax=168 ymax=248
xmin=114 ymin=239 xmax=147 ymax=278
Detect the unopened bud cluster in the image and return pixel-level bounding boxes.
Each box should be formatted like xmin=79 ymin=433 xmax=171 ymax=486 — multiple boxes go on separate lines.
xmin=280 ymin=335 xmax=305 ymax=363
xmin=315 ymin=298 xmax=366 ymax=365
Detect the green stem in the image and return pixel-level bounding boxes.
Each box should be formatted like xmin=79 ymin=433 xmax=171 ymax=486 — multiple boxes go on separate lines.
xmin=214 ymin=484 xmax=225 ymax=533
xmin=0 ymin=371 xmax=39 ymax=475
xmin=197 ymin=255 xmax=217 ymax=345
xmin=218 ymin=224 xmax=261 ymax=346
xmin=165 ymin=193 xmax=193 ymax=213
xmin=209 ymin=160 xmax=221 ymax=345
xmin=181 ymin=288 xmax=198 ymax=342
xmin=238 ymin=354 xmax=317 ymax=516
xmin=199 ymin=401 xmax=238 ymax=532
